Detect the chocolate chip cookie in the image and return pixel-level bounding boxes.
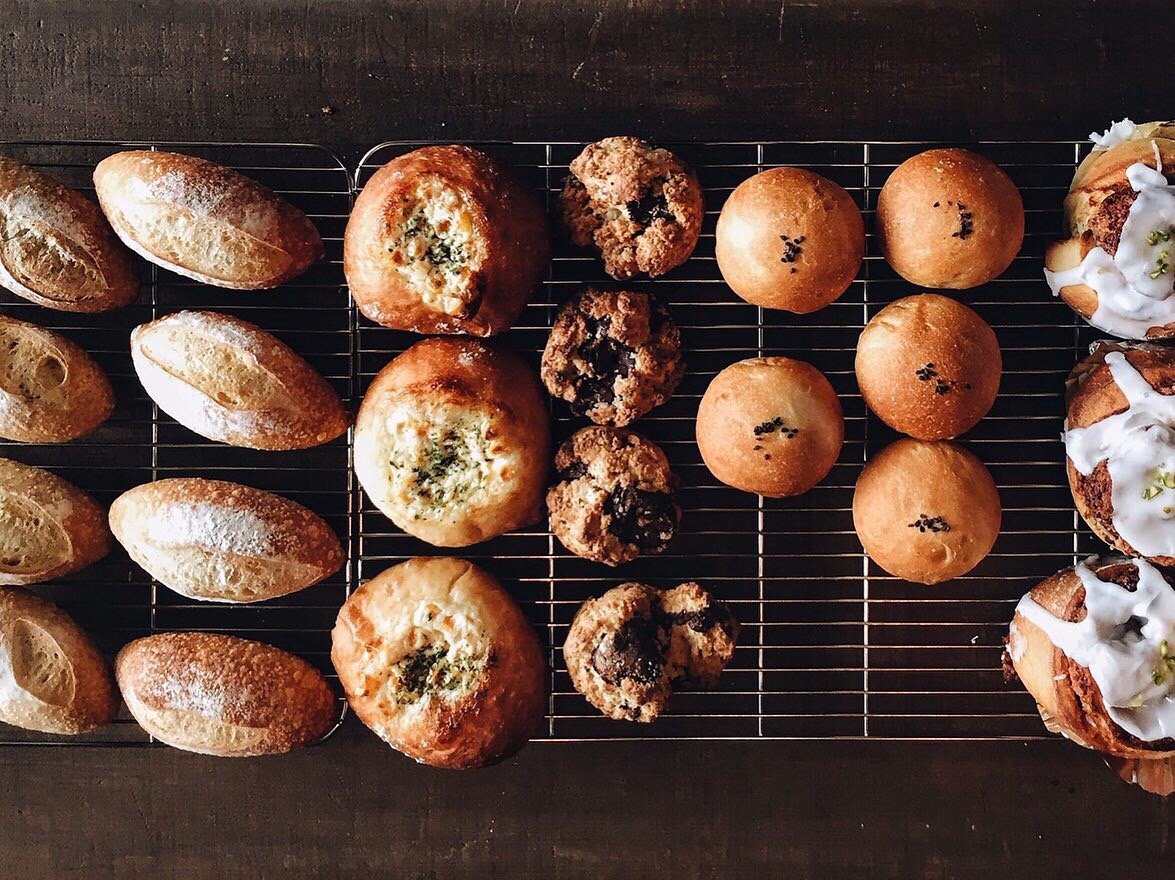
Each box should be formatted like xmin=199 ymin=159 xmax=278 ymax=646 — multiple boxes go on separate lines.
xmin=541 ymin=287 xmax=684 ymax=426
xmin=659 ymin=582 xmax=739 ymax=686
xmin=548 ymin=426 xmax=681 ymax=566
xmin=560 ymin=136 xmax=704 ymax=279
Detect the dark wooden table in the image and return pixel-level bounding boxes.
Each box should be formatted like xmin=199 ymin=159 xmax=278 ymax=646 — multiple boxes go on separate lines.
xmin=3 ymin=1 xmax=1172 ymax=876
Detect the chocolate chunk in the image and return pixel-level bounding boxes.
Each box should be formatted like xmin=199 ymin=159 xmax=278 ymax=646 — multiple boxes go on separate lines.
xmin=591 ymin=617 xmax=664 ymax=685
xmin=626 ymin=191 xmax=675 ymax=227
xmin=604 ymin=485 xmax=679 ymax=553
xmin=571 ymin=313 xmax=640 ymax=415
xmin=558 ymin=460 xmax=590 ymax=482
xmin=665 ymin=602 xmax=736 ymax=638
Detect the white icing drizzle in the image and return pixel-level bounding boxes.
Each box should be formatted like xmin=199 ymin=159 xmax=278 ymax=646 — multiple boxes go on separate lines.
xmin=1015 ymin=557 xmax=1175 ymax=742
xmin=1090 ymin=118 xmax=1138 ymax=151
xmin=1064 ymin=351 xmax=1175 ymax=557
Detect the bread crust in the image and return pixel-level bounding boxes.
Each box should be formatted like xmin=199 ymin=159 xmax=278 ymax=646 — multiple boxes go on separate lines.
xmin=331 ymin=556 xmax=545 ymax=769
xmin=116 ymin=631 xmax=337 ymax=756
xmin=93 ymin=150 xmax=323 ymax=290
xmin=109 ymin=478 xmax=344 ymax=604
xmin=345 ymin=145 xmax=549 ymax=336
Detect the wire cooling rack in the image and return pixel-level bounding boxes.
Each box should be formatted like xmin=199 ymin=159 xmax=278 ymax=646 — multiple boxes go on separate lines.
xmin=0 ymin=139 xmax=1101 ymax=746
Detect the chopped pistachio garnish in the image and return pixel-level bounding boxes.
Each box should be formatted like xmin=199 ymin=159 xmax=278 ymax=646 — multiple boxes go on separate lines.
xmin=1151 ymin=248 xmax=1171 ymax=280
xmin=1144 ymin=484 xmax=1164 ymax=500
xmin=1142 ymin=469 xmax=1175 ymax=500
xmin=1149 ymin=639 xmax=1175 ymax=689
xmin=1146 ymin=227 xmax=1173 ymax=247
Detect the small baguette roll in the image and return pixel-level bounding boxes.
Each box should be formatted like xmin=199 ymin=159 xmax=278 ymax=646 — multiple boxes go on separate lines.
xmin=130 ymin=310 xmax=349 ymax=450
xmin=0 ymin=314 xmax=114 ymax=443
xmin=0 ymin=458 xmax=110 ymax=584
xmin=110 ymin=479 xmax=345 ymax=603
xmin=0 ymin=586 xmax=117 ymax=734
xmin=0 ymin=156 xmax=138 ymax=312
xmin=116 ymin=632 xmax=337 ymax=757
xmin=93 ymin=150 xmax=323 ymax=290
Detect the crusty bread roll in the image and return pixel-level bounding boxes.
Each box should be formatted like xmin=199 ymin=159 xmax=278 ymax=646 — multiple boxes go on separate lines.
xmin=116 ymin=631 xmax=337 ymax=756
xmin=876 ymin=148 xmax=1024 ymax=289
xmin=0 ymin=458 xmax=110 ymax=584
xmin=130 ymin=310 xmax=349 ymax=450
xmin=354 ymin=337 xmax=549 ymax=547
xmin=853 ymin=439 xmax=1001 ymax=585
xmin=695 ymin=356 xmax=844 ymax=497
xmin=93 ymin=150 xmax=323 ymax=290
xmin=0 ymin=314 xmax=114 ymax=443
xmin=345 ymin=145 xmax=550 ymax=336
xmin=855 ymin=293 xmax=1001 ymax=440
xmin=109 ymin=478 xmax=344 ymax=604
xmin=331 ymin=556 xmax=545 ymax=769
xmin=715 ymin=167 xmax=864 ymax=314
xmin=0 ymin=156 xmax=138 ymax=312
xmin=0 ymin=586 xmax=117 ymax=734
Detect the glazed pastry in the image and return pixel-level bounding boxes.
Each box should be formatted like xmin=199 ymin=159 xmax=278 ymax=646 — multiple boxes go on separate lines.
xmin=541 ymin=288 xmax=684 ymax=426
xmin=560 ymin=137 xmax=703 ymax=279
xmin=547 ymin=426 xmax=681 ymax=566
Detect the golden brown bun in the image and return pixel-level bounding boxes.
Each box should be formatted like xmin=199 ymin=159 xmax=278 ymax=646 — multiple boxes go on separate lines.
xmin=345 ymin=145 xmax=550 ymax=336
xmin=0 ymin=586 xmax=117 ymax=734
xmin=852 ymin=439 xmax=1000 ymax=585
xmin=116 ymin=632 xmax=337 ymax=757
xmin=695 ymin=356 xmax=844 ymax=497
xmin=855 ymin=293 xmax=1001 ymax=440
xmin=0 ymin=314 xmax=114 ymax=443
xmin=876 ymin=149 xmax=1024 ymax=289
xmin=130 ymin=310 xmax=349 ymax=450
xmin=1009 ymin=559 xmax=1175 ymax=759
xmin=93 ymin=150 xmax=323 ymax=289
xmin=0 ymin=458 xmax=110 ymax=584
xmin=109 ymin=478 xmax=344 ymax=604
xmin=0 ymin=157 xmax=138 ymax=312
xmin=354 ymin=337 xmax=550 ymax=547
xmin=715 ymin=167 xmax=864 ymax=313
xmin=331 ymin=556 xmax=546 ymax=769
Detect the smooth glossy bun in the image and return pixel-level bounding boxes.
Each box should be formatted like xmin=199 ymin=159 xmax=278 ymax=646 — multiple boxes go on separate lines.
xmin=94 ymin=150 xmax=323 ymax=289
xmin=876 ymin=148 xmax=1024 ymax=289
xmin=855 ymin=293 xmax=1001 ymax=440
xmin=853 ymin=439 xmax=1000 ymax=585
xmin=331 ymin=556 xmax=546 ymax=769
xmin=345 ymin=145 xmax=550 ymax=336
xmin=695 ymin=356 xmax=844 ymax=497
xmin=354 ymin=337 xmax=549 ymax=547
xmin=715 ymin=167 xmax=864 ymax=313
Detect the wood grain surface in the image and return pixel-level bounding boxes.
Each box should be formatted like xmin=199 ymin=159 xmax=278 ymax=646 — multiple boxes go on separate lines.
xmin=1 ymin=1 xmax=1172 ymax=877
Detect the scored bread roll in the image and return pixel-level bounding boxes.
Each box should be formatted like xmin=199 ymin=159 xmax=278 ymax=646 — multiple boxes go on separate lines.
xmin=0 ymin=586 xmax=117 ymax=734
xmin=93 ymin=150 xmax=323 ymax=290
xmin=0 ymin=458 xmax=110 ymax=584
xmin=110 ymin=479 xmax=344 ymax=603
xmin=130 ymin=310 xmax=349 ymax=450
xmin=0 ymin=156 xmax=138 ymax=312
xmin=116 ymin=631 xmax=337 ymax=757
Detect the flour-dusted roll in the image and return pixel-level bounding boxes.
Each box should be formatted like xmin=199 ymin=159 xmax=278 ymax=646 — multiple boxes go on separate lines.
xmin=331 ymin=556 xmax=546 ymax=769
xmin=0 ymin=314 xmax=114 ymax=443
xmin=93 ymin=150 xmax=323 ymax=290
xmin=109 ymin=478 xmax=344 ymax=603
xmin=0 ymin=156 xmax=138 ymax=312
xmin=116 ymin=632 xmax=337 ymax=757
xmin=130 ymin=310 xmax=349 ymax=450
xmin=0 ymin=458 xmax=110 ymax=585
xmin=0 ymin=586 xmax=117 ymax=735
xmin=354 ymin=337 xmax=550 ymax=547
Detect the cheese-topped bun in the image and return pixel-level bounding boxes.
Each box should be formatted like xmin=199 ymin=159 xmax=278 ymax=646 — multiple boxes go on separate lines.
xmin=695 ymin=356 xmax=844 ymax=497
xmin=715 ymin=166 xmax=864 ymax=314
xmin=0 ymin=314 xmax=115 ymax=443
xmin=853 ymin=439 xmax=1001 ymax=585
xmin=1045 ymin=119 xmax=1175 ymax=339
xmin=354 ymin=337 xmax=550 ymax=547
xmin=109 ymin=478 xmax=344 ymax=604
xmin=345 ymin=145 xmax=550 ymax=336
xmin=0 ymin=458 xmax=110 ymax=585
xmin=876 ymin=148 xmax=1024 ymax=289
xmin=93 ymin=150 xmax=323 ymax=289
xmin=130 ymin=310 xmax=349 ymax=450
xmin=0 ymin=157 xmax=138 ymax=312
xmin=0 ymin=586 xmax=117 ymax=735
xmin=855 ymin=293 xmax=1001 ymax=440
xmin=116 ymin=632 xmax=337 ymax=757
xmin=331 ymin=556 xmax=546 ymax=769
